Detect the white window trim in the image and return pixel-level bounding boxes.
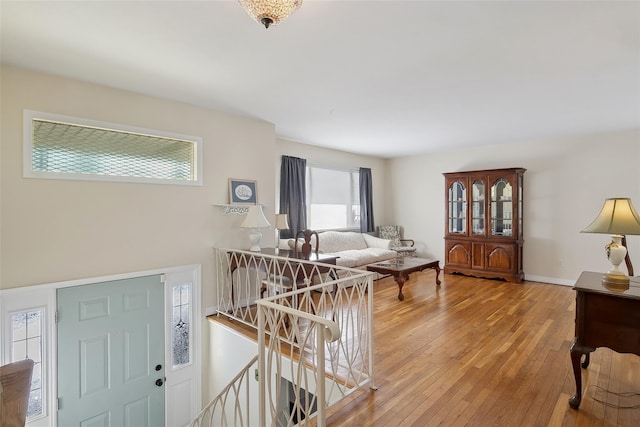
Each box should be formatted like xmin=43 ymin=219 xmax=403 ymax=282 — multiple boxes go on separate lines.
xmin=8 ymin=306 xmax=47 ymax=422
xmin=1 ymin=288 xmax=55 ymax=427
xmin=0 ymin=264 xmax=202 ymax=427
xmin=23 ymin=109 xmax=203 ymax=186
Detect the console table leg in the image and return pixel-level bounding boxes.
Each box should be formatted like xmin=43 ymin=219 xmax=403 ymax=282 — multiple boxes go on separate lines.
xmin=569 ymin=346 xmax=582 ymax=408
xmin=569 ymin=339 xmax=593 ymax=409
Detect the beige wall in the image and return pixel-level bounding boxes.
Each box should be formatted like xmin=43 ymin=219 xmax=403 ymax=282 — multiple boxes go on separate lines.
xmin=275 ymin=138 xmax=388 ymax=227
xmin=387 ymin=129 xmax=640 ymax=284
xmin=10 ymin=65 xmax=631 ymax=290
xmin=1 ymin=65 xmax=276 ymax=301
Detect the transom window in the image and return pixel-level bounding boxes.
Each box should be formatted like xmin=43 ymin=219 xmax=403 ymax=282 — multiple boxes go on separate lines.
xmin=24 ymin=110 xmax=202 ymax=185
xmin=306 ymin=166 xmax=360 ymax=231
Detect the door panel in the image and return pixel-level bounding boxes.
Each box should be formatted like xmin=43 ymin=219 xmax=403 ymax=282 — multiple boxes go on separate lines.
xmin=486 ymin=244 xmax=515 ymax=273
xmin=445 ymin=240 xmax=471 ymax=268
xmin=471 ymin=242 xmax=485 ymax=270
xmin=57 ymin=276 xmax=164 ymax=427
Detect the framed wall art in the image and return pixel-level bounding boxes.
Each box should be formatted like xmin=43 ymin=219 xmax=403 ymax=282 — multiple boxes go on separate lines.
xmin=229 ymin=179 xmax=257 ymax=205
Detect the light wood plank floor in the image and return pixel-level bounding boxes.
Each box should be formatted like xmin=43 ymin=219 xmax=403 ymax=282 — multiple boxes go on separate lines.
xmin=322 ymin=271 xmax=640 ymax=426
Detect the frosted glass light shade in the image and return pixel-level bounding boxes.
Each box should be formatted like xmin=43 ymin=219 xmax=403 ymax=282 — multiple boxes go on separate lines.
xmin=238 ymin=0 xmax=303 ymax=28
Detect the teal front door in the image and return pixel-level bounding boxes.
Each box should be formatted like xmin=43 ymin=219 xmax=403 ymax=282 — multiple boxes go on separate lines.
xmin=57 ymin=276 xmax=165 ymax=427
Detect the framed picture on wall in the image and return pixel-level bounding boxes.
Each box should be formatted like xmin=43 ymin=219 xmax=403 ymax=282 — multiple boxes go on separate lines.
xmin=229 ymin=179 xmax=257 ymax=205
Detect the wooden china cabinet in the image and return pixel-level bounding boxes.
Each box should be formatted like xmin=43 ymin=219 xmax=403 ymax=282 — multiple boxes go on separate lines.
xmin=443 ymin=168 xmax=525 ymax=282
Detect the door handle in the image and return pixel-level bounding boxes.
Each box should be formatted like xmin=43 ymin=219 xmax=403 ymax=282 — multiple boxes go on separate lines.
xmin=155 ymin=378 xmax=164 ymax=387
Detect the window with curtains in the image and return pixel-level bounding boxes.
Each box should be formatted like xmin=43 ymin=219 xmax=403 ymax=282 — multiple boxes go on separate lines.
xmin=306 ymin=166 xmax=360 ymax=230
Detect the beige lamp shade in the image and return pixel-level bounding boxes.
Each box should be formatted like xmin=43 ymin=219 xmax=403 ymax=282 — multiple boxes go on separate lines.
xmin=240 ymin=205 xmax=271 ymax=229
xmin=275 ymin=213 xmax=290 ymax=230
xmin=581 ymin=198 xmax=640 ymax=235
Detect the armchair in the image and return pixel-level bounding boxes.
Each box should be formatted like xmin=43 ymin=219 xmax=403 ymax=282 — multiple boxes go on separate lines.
xmin=377 ymin=225 xmax=417 ymax=257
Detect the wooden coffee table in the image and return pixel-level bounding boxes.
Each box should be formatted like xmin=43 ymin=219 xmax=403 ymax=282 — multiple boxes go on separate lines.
xmin=367 ymin=257 xmax=441 ymax=300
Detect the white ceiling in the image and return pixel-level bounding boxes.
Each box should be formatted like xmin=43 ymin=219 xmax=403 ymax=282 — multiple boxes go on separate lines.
xmin=2 ymin=0 xmax=639 ymax=158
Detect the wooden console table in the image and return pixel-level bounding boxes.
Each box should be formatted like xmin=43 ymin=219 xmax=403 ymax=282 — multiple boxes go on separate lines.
xmin=569 ymin=271 xmax=640 ymax=408
xmin=367 ymin=257 xmax=441 ymax=301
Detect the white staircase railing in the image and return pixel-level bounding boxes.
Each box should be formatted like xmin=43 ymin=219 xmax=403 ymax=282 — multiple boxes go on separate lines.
xmin=198 ymin=248 xmax=377 ymax=426
xmin=257 ymin=300 xmax=343 ymax=427
xmin=188 ymin=355 xmax=258 ymax=427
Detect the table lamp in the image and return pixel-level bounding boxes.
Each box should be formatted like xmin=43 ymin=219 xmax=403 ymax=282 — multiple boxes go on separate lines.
xmin=581 ymin=197 xmax=640 ymax=288
xmin=274 ymin=213 xmax=290 ymax=254
xmin=240 ymin=205 xmax=271 ymax=251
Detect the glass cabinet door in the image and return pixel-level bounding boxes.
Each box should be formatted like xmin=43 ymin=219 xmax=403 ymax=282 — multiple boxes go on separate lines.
xmin=448 ymin=180 xmax=466 ymax=234
xmin=471 ymin=179 xmax=485 ymax=235
xmin=490 ymin=178 xmax=512 ymax=236
xmin=517 ymin=174 xmax=523 ymax=239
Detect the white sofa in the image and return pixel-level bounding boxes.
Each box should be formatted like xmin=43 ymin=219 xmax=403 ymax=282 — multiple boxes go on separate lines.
xmin=288 ymin=231 xmax=397 ymax=269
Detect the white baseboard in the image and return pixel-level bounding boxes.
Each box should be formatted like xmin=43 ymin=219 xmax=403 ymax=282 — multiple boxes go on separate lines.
xmin=524 ymin=274 xmax=575 ymax=287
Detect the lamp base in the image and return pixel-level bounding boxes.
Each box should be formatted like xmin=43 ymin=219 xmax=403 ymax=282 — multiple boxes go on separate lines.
xmin=602 ymin=235 xmax=629 ymax=290
xmin=602 ymin=273 xmax=630 ymax=291
xmin=247 ymin=230 xmax=263 ymax=252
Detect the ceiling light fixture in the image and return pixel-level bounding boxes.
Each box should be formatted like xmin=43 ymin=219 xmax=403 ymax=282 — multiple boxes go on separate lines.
xmin=238 ymin=0 xmax=303 ymax=29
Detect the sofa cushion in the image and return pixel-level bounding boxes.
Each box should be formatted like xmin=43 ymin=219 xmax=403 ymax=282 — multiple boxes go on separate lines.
xmin=327 ymin=248 xmax=397 ymax=268
xmin=318 ymin=231 xmax=367 ymax=253
xmin=329 ymin=251 xmax=360 ymax=268
xmin=362 ymin=233 xmax=392 ymax=249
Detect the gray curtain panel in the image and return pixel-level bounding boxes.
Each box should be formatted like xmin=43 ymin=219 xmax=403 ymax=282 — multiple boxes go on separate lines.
xmin=359 ymin=167 xmax=375 ymax=233
xmin=279 ymin=155 xmax=307 ymax=239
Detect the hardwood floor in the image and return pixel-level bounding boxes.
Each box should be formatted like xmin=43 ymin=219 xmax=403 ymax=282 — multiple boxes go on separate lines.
xmin=323 ymin=271 xmax=640 ymax=426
